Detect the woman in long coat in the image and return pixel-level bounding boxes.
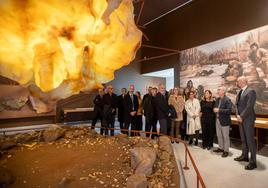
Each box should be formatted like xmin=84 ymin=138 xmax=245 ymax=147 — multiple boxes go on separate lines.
xmin=185 ymin=91 xmax=201 ymax=145
xmin=168 ymin=87 xmax=185 ymax=143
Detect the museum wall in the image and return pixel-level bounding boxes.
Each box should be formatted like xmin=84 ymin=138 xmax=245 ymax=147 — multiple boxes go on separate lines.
xmin=141 ymin=0 xmax=268 ymax=74
xmin=107 ymin=58 xmax=165 ymax=96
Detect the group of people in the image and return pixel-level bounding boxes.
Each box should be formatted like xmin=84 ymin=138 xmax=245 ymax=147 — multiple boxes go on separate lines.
xmin=92 ymin=76 xmax=257 ymax=170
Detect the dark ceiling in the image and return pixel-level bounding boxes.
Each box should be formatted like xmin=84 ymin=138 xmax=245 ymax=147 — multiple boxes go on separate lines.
xmin=133 ymin=0 xmax=192 ymax=27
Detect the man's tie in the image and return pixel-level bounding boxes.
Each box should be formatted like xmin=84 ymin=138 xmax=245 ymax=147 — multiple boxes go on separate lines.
xmin=130 ymin=94 xmax=134 ymax=110
xmin=238 ymin=89 xmax=243 ymax=102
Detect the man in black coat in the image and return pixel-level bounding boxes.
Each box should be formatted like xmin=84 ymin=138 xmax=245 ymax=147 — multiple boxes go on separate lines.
xmin=117 ymin=88 xmax=127 ymax=133
xmin=234 ymin=76 xmax=257 ymax=170
xmin=92 ymin=88 xmax=105 ymax=129
xmin=102 ymin=85 xmax=117 ymax=136
xmin=123 ymin=84 xmax=139 ymax=136
xmin=213 ymin=86 xmax=232 ymax=158
xmin=154 ymin=84 xmax=170 ymax=135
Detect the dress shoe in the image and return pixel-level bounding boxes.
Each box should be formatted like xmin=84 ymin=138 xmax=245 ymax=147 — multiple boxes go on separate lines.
xmin=171 ymin=141 xmax=174 ymax=144
xmin=188 ymin=139 xmax=193 ymax=145
xmin=234 ymin=156 xmax=249 ymax=162
xmin=213 ymin=148 xmax=223 ymax=153
xmin=207 ymin=146 xmax=211 ymax=150
xmin=245 ymin=163 xmax=257 ymax=170
xmin=175 ymin=141 xmax=179 ymax=144
xmin=221 ymin=152 xmax=229 ymax=158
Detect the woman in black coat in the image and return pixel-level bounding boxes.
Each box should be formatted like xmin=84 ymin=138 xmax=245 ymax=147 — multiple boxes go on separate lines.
xmin=200 ymin=90 xmax=216 ymax=150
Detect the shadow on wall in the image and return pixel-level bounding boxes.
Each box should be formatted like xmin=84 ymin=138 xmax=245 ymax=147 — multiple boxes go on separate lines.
xmin=107 ymin=61 xmax=165 ymax=95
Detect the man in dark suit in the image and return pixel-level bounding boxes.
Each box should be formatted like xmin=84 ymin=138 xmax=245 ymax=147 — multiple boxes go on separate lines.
xmin=213 ymin=86 xmax=232 ymax=158
xmin=102 ymin=85 xmax=117 ymax=136
xmin=91 ymin=88 xmax=104 ymax=129
xmin=234 ymin=76 xmax=257 ymax=170
xmin=143 ymin=86 xmax=153 ymax=136
xmin=143 ymin=87 xmax=158 ymax=138
xmin=117 ymin=88 xmax=127 ymax=133
xmin=123 ymin=84 xmax=139 ymax=136
xmin=154 ymin=84 xmax=170 ymax=135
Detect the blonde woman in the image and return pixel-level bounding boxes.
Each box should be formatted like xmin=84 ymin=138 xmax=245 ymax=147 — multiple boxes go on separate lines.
xmin=168 ymin=87 xmax=185 ymax=143
xmin=185 ymin=91 xmax=201 ymax=145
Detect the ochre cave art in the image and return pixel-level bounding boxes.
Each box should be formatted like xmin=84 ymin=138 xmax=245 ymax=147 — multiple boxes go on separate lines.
xmin=0 ymin=0 xmax=142 ymax=113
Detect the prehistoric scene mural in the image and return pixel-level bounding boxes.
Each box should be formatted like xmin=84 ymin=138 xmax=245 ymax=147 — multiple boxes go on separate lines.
xmin=180 ymin=25 xmax=268 ymax=115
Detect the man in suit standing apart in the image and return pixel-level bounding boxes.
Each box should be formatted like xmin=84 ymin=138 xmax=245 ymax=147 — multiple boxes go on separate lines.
xmin=234 ymin=76 xmax=257 ymax=170
xmin=117 ymin=88 xmax=127 ymax=133
xmin=213 ymin=86 xmax=232 ymax=157
xmin=92 ymin=88 xmax=105 ymax=129
xmin=123 ymin=84 xmax=139 ymax=136
xmin=154 ymin=84 xmax=170 ymax=135
xmin=103 ymin=85 xmax=117 ymax=136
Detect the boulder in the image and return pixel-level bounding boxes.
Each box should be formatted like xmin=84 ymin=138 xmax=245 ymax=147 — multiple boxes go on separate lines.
xmin=126 ymin=174 xmax=148 ymax=188
xmin=43 ymin=125 xmax=65 ymax=142
xmin=58 ymin=176 xmax=74 ymax=187
xmin=130 ymin=147 xmax=156 ymax=175
xmin=159 ymin=136 xmax=173 ymax=154
xmin=14 ymin=132 xmax=39 ymax=143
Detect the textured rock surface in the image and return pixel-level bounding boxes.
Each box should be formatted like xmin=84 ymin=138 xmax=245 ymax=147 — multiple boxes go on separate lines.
xmin=127 ymin=174 xmax=148 ymax=188
xmin=130 ymin=147 xmax=156 ymax=175
xmin=42 ymin=125 xmax=65 ymax=142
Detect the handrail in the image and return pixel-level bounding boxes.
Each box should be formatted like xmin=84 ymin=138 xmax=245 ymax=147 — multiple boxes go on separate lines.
xmin=0 ymin=124 xmax=206 ymax=188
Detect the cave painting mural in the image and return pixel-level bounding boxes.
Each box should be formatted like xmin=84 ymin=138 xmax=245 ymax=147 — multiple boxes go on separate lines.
xmin=180 ymin=25 xmax=268 ymax=115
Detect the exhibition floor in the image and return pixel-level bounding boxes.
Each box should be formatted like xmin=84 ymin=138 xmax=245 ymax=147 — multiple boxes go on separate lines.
xmin=173 ymin=142 xmax=268 ymax=188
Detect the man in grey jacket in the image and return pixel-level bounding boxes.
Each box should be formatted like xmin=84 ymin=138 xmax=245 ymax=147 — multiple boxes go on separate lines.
xmin=234 ymin=76 xmax=257 ymax=170
xmin=213 ymin=86 xmax=232 ymax=158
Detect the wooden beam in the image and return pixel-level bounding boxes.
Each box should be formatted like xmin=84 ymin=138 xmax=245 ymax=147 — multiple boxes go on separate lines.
xmin=136 ymin=51 xmax=179 ymax=63
xmin=142 ymin=44 xmax=179 ymax=52
xmin=136 ymin=0 xmax=145 ymax=25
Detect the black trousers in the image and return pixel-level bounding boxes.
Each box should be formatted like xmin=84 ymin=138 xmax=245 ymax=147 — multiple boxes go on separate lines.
xmin=136 ymin=115 xmax=143 ymax=135
xmin=119 ymin=121 xmax=124 ymax=133
xmin=102 ymin=115 xmax=115 ymax=136
xmin=91 ymin=111 xmax=102 ymax=129
xmin=159 ymin=118 xmax=168 ymax=135
xmin=124 ymin=116 xmax=137 ymax=136
xmin=239 ymin=118 xmax=256 ymax=164
xmin=201 ymin=118 xmax=215 ymax=148
xmin=145 ymin=118 xmax=157 ymax=139
xmin=189 ymin=130 xmax=200 ymax=142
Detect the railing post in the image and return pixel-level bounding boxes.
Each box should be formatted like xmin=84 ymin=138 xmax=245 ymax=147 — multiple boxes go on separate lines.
xmin=183 ymin=146 xmax=189 ymax=170
xmin=197 ymin=176 xmax=199 ymax=188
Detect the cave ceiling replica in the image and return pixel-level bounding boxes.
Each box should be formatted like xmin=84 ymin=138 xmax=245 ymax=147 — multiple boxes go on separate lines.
xmin=0 ymin=0 xmax=142 ymax=112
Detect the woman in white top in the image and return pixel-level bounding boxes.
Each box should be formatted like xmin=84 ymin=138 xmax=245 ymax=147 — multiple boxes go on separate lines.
xmin=185 ymin=91 xmax=201 ymax=145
